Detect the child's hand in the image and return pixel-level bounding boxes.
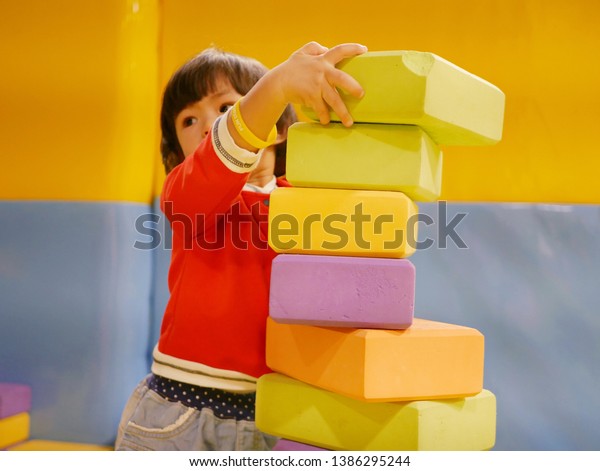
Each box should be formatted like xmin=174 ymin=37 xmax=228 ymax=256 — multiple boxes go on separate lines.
xmin=229 ymin=42 xmax=367 ymax=153
xmin=273 ymin=42 xmax=368 ymax=127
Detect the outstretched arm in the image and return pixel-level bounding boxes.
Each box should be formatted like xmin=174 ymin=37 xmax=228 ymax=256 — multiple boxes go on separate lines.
xmin=227 ymin=41 xmax=367 ymax=152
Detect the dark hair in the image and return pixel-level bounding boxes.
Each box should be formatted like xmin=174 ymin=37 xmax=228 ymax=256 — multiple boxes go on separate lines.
xmin=160 ymin=47 xmax=296 ymax=174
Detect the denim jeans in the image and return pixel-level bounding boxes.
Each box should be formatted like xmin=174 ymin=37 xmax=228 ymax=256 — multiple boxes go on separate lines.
xmin=115 ymin=376 xmax=278 ymax=451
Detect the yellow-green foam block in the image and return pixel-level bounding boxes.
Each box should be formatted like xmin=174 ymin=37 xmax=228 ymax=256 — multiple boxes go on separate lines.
xmin=303 ymin=51 xmax=505 ymax=146
xmin=266 ymin=317 xmax=484 ymax=401
xmin=268 ymin=187 xmax=418 ymax=258
xmin=286 ymin=122 xmax=442 ymax=202
xmin=0 ymin=412 xmax=29 ymax=449
xmin=256 ymin=373 xmax=496 ymax=451
xmin=8 ymin=440 xmax=113 ymax=451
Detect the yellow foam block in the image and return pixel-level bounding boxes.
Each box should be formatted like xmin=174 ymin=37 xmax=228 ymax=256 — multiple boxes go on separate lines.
xmin=257 ymin=373 xmax=496 ymax=451
xmin=286 ymin=122 xmax=442 ymax=202
xmin=0 ymin=413 xmax=30 ymax=449
xmin=267 ymin=187 xmax=418 ymax=258
xmin=8 ymin=440 xmax=113 ymax=451
xmin=266 ymin=317 xmax=484 ymax=401
xmin=302 ymin=51 xmax=504 ymax=146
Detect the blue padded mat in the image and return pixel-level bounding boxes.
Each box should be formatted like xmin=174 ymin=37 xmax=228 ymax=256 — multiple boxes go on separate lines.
xmin=0 ymin=201 xmax=153 ymax=445
xmin=412 ymin=202 xmax=600 ymax=450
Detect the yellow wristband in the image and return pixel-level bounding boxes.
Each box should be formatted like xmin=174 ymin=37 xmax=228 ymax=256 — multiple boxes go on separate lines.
xmin=231 ymin=100 xmax=278 ymax=149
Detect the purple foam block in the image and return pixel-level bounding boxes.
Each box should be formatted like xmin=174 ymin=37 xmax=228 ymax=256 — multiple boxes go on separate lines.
xmin=273 ymin=439 xmax=328 ymax=451
xmin=0 ymin=383 xmax=32 ymax=419
xmin=269 ymin=255 xmax=415 ymax=329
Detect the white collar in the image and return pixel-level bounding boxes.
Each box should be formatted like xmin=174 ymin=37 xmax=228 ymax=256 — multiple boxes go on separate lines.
xmin=243 ymin=176 xmax=277 ymax=194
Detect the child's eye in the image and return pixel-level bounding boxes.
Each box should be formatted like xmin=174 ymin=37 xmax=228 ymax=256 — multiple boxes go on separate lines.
xmin=182 ymin=117 xmax=197 ymax=127
xmin=219 ymin=104 xmax=233 ymax=113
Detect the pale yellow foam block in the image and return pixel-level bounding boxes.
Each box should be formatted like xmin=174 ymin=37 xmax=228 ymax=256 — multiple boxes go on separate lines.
xmin=286 ymin=122 xmax=442 ymax=202
xmin=8 ymin=439 xmax=113 ymax=451
xmin=257 ymin=373 xmax=496 ymax=451
xmin=267 ymin=187 xmax=418 ymax=258
xmin=0 ymin=413 xmax=29 ymax=449
xmin=303 ymin=51 xmax=505 ymax=146
xmin=266 ymin=317 xmax=484 ymax=401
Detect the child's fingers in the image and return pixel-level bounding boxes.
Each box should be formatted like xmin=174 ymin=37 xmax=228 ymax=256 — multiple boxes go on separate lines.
xmin=327 ymin=68 xmax=365 ymax=99
xmin=322 ymin=86 xmax=353 ymax=127
xmin=324 ymin=43 xmax=368 ymax=65
xmin=299 ymin=41 xmax=329 ymax=56
xmin=310 ymin=97 xmax=332 ymax=125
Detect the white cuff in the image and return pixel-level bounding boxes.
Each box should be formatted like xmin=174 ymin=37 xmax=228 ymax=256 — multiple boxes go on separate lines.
xmin=212 ymin=111 xmax=263 ymax=174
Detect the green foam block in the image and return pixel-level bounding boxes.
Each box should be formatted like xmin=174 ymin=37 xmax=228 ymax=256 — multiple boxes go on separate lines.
xmin=303 ymin=51 xmax=505 ymax=146
xmin=286 ymin=122 xmax=442 ymax=201
xmin=256 ymin=374 xmax=496 ymax=451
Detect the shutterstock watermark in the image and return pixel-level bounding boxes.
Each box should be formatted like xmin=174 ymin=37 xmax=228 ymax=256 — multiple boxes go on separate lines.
xmin=133 ymin=201 xmax=468 ymax=251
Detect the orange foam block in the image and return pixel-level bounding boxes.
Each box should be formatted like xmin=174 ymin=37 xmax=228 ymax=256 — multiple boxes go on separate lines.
xmin=266 ymin=317 xmax=484 ymax=401
xmin=256 ymin=373 xmax=496 ymax=451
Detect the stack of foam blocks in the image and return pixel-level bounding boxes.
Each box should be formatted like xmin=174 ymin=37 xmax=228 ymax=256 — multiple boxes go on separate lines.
xmin=256 ymin=51 xmax=505 ymax=451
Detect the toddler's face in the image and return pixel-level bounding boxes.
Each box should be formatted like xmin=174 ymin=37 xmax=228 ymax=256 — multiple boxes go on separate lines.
xmin=175 ymin=76 xmax=243 ymax=157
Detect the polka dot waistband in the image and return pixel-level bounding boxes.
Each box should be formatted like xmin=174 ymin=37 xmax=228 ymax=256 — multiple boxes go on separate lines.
xmin=147 ymin=374 xmax=257 ymax=421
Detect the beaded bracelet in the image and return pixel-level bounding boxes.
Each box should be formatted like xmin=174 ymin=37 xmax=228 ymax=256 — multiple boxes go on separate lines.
xmin=231 ymin=99 xmax=278 ymax=149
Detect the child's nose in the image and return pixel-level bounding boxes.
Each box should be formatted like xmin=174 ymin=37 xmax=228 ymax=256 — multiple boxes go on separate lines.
xmin=201 ymin=120 xmax=212 ymax=137
xmin=201 ymin=111 xmax=219 ymax=137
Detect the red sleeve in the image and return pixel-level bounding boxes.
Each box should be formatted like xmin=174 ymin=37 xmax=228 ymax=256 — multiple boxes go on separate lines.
xmin=160 ymin=129 xmax=248 ymax=240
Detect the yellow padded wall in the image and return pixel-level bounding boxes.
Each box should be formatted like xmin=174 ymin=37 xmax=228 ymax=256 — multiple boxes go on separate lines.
xmin=156 ymin=0 xmax=600 ymax=203
xmin=0 ymin=1 xmax=159 ymax=202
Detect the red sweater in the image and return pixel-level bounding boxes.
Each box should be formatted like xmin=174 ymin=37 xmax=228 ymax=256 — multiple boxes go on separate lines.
xmin=152 ymin=115 xmax=288 ymax=391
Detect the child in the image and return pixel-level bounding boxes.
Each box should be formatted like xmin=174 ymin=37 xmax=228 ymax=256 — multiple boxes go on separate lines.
xmin=115 ymin=41 xmax=367 ymax=451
